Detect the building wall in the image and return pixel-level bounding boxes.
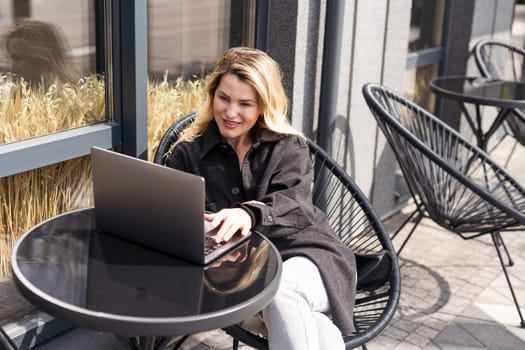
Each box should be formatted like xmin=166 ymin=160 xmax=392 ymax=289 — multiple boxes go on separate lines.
xmin=267 ymin=1 xmax=411 ymax=217
xmin=266 ymin=0 xmax=516 ymax=218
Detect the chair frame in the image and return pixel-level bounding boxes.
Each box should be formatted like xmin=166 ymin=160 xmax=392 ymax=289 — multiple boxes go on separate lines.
xmin=153 ymin=113 xmax=401 ymax=350
xmin=363 ymin=82 xmax=525 ymax=328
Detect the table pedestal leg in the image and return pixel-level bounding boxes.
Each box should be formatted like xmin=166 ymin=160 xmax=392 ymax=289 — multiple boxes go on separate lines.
xmin=458 ymin=102 xmax=511 ymax=150
xmin=116 ymin=335 xmax=189 ymax=350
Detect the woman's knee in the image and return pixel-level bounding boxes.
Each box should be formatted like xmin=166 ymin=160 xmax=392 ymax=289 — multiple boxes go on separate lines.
xmin=279 ymin=257 xmax=329 ymax=312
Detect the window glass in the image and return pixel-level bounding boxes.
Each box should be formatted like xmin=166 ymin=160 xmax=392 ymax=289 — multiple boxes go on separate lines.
xmin=404 ymin=0 xmax=447 ymax=112
xmin=0 ymin=0 xmax=104 ymax=145
xmin=403 ymin=63 xmax=439 ymax=113
xmin=147 ymin=0 xmax=256 ymax=160
xmin=408 ymin=0 xmax=446 ymax=52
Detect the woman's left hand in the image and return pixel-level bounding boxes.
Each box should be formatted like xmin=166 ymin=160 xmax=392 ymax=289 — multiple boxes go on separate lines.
xmin=205 ymin=208 xmax=252 ymax=242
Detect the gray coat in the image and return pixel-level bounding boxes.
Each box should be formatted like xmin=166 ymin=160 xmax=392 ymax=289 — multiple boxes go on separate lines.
xmin=166 ymin=121 xmax=357 ymax=335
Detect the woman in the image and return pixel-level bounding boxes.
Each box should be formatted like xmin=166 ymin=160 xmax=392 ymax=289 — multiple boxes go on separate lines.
xmin=166 ymin=47 xmax=356 ymax=350
xmin=3 ymin=18 xmax=80 ymax=87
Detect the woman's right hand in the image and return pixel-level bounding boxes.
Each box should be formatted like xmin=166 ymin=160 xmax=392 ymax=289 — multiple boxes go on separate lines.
xmin=204 ymin=207 xmax=252 ymax=243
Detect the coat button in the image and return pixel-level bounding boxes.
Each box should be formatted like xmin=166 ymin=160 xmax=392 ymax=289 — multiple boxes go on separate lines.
xmin=231 ymin=187 xmax=240 ymax=195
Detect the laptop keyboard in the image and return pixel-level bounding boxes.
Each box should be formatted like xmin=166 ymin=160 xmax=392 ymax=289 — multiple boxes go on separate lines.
xmin=205 ymin=234 xmax=225 ymax=255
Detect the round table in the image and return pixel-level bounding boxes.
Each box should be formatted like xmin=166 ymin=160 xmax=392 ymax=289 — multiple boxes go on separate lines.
xmin=11 ymin=208 xmax=281 ymax=350
xmin=429 ymin=75 xmax=525 ymax=150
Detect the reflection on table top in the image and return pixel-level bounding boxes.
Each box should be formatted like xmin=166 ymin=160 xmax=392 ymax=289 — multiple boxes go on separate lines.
xmin=11 ymin=208 xmax=281 ymax=336
xmin=429 ymin=75 xmax=525 ymax=109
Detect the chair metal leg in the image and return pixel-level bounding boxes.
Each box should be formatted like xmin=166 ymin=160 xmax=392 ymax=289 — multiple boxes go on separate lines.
xmin=503 ymin=138 xmax=519 ymax=169
xmin=156 ymin=335 xmax=189 ymax=349
xmin=494 ymin=232 xmax=514 ymax=266
xmin=396 ymin=211 xmax=424 ymax=256
xmin=491 ymin=232 xmax=525 ymax=328
xmin=391 ymin=207 xmax=419 ymax=241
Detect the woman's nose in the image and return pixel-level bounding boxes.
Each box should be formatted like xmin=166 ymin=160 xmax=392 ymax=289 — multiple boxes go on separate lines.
xmin=226 ymin=104 xmax=238 ymax=117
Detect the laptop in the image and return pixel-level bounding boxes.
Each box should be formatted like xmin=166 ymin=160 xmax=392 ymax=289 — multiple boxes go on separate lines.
xmin=90 ymin=146 xmax=250 ymax=265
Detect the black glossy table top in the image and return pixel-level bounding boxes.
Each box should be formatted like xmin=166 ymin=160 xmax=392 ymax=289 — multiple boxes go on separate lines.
xmin=11 ymin=208 xmax=281 ymax=336
xmin=429 ymin=76 xmax=525 ymax=109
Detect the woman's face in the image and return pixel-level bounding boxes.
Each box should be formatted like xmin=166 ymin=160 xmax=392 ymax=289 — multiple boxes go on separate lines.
xmin=213 ymin=73 xmax=262 ymax=145
xmin=7 ymin=39 xmax=44 ymax=83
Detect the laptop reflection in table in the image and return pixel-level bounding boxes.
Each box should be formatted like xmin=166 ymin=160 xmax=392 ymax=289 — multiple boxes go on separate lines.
xmin=86 ymin=231 xmax=266 ymax=318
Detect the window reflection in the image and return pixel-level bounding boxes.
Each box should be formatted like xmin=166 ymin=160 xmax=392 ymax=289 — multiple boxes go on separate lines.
xmin=0 ymin=0 xmax=104 ymax=144
xmin=4 ymin=18 xmax=80 ymax=87
xmin=147 ymin=0 xmax=256 ymax=160
xmin=408 ymin=0 xmax=446 ymax=52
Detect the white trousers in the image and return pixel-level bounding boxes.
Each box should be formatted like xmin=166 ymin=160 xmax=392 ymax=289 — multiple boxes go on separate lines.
xmin=263 ymin=256 xmax=345 ymax=350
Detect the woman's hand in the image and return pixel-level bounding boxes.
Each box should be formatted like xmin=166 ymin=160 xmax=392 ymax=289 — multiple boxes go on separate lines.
xmin=205 ymin=208 xmax=252 ymax=242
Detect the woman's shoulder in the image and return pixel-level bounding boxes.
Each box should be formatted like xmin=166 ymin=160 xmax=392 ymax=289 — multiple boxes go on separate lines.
xmin=169 ymin=137 xmax=204 ymax=161
xmin=259 ymin=128 xmax=307 ymax=147
xmin=276 ymin=133 xmax=308 ymax=149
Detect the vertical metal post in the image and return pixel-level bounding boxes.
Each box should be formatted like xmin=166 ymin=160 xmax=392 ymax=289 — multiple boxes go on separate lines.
xmin=112 ymin=0 xmax=148 ymax=159
xmin=317 ymin=0 xmax=345 ymax=154
xmin=256 ymin=0 xmax=269 ymax=50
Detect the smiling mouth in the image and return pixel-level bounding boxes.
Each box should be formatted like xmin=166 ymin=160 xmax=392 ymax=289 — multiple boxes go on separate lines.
xmin=223 ymin=119 xmax=240 ymax=128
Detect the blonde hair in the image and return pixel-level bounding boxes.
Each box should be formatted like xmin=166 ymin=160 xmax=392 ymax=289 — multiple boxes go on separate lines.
xmin=204 ymin=242 xmax=270 ymax=295
xmin=178 ymin=47 xmax=302 ymax=143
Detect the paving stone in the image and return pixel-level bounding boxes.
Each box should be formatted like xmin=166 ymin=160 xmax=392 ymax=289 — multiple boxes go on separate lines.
xmin=391 ymin=318 xmax=420 ymax=333
xmin=367 ymin=334 xmax=401 ymax=350
xmin=422 ymin=342 xmax=442 ymax=350
xmin=433 ymin=324 xmax=485 ymax=348
xmin=414 ymin=324 xmax=441 ymax=339
xmin=405 ymin=332 xmax=431 ymax=348
xmin=421 ymin=317 xmax=449 ymax=332
xmin=380 ymin=325 xmax=410 ymax=340
xmin=366 ymin=341 xmax=396 ymax=350
xmin=458 ymin=321 xmax=525 ymax=350
xmin=392 ymin=341 xmax=422 ymax=350
xmin=0 ymin=278 xmax=36 ymax=325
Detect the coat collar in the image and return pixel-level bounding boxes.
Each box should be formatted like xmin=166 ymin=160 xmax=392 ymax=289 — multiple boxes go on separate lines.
xmin=200 ymin=120 xmax=285 ymax=159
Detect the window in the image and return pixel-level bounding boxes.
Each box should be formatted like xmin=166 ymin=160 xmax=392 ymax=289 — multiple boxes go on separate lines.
xmin=0 ymin=0 xmax=104 ymax=145
xmin=0 ymin=0 xmax=106 ymax=281
xmin=147 ymin=0 xmax=256 ymax=160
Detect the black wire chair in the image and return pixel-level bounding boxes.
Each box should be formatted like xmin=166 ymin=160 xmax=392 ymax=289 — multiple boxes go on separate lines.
xmin=474 ymin=38 xmax=525 ymax=166
xmin=153 ymin=113 xmax=401 ymax=350
xmin=362 ymin=82 xmax=525 ymax=329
